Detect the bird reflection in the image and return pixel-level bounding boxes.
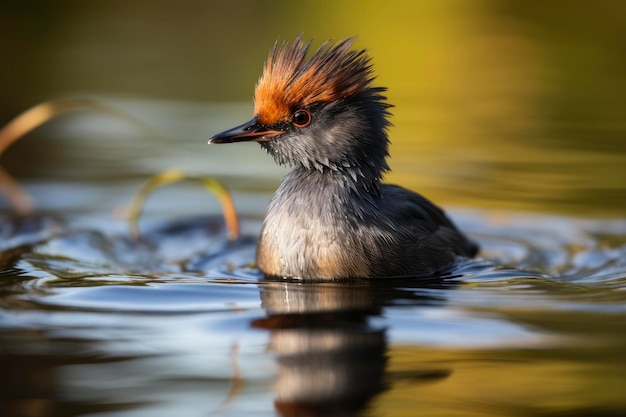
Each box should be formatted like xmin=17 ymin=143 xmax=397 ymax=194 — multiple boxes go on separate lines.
xmin=252 ymin=278 xmax=453 ymax=416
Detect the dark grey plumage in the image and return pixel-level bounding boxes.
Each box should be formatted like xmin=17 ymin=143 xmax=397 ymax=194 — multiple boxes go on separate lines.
xmin=209 ymin=37 xmax=478 ymax=279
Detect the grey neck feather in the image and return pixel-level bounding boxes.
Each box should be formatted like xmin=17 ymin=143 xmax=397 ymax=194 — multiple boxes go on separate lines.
xmin=261 ymin=89 xmax=392 ymax=200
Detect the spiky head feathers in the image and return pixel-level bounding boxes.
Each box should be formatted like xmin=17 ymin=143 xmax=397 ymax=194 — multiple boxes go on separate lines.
xmin=254 ymin=37 xmax=376 ymax=125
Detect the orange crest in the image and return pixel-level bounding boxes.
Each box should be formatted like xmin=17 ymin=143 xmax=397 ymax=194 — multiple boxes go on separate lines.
xmin=254 ymin=36 xmax=375 ymax=125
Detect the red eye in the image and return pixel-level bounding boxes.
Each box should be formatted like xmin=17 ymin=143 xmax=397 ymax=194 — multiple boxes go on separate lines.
xmin=292 ymin=109 xmax=311 ymax=128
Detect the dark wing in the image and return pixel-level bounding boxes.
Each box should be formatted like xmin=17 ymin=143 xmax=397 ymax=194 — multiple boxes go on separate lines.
xmin=366 ymin=184 xmax=478 ymax=276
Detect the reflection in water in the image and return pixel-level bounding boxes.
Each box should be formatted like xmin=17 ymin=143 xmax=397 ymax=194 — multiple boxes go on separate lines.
xmin=253 ymin=280 xmax=451 ymax=416
xmin=0 ymin=212 xmax=624 ymax=416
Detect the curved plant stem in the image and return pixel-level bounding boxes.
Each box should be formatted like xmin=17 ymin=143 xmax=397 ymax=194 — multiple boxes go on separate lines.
xmin=126 ymin=168 xmax=239 ymax=241
xmin=0 ymin=98 xmax=167 ymax=214
xmin=0 ymin=167 xmax=34 ymax=214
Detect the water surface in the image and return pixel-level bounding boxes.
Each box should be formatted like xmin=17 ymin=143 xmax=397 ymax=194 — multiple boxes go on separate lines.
xmin=1 ymin=148 xmax=625 ymax=416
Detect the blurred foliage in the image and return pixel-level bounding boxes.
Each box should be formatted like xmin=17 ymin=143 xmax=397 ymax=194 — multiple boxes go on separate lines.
xmin=1 ymin=0 xmax=625 ymax=215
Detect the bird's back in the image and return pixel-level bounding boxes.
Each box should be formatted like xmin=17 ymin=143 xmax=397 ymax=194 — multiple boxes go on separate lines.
xmin=364 ymin=184 xmax=478 ymax=276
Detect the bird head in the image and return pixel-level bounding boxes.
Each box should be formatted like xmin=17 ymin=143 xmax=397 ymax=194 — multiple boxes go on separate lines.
xmin=209 ymin=36 xmax=392 ymax=178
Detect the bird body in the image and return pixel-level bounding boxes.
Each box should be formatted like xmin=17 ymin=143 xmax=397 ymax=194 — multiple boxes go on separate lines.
xmin=210 ymin=36 xmax=478 ymax=280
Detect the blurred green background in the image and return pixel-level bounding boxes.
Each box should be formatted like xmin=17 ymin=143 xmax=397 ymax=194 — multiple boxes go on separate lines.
xmin=1 ymin=0 xmax=625 ymax=216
